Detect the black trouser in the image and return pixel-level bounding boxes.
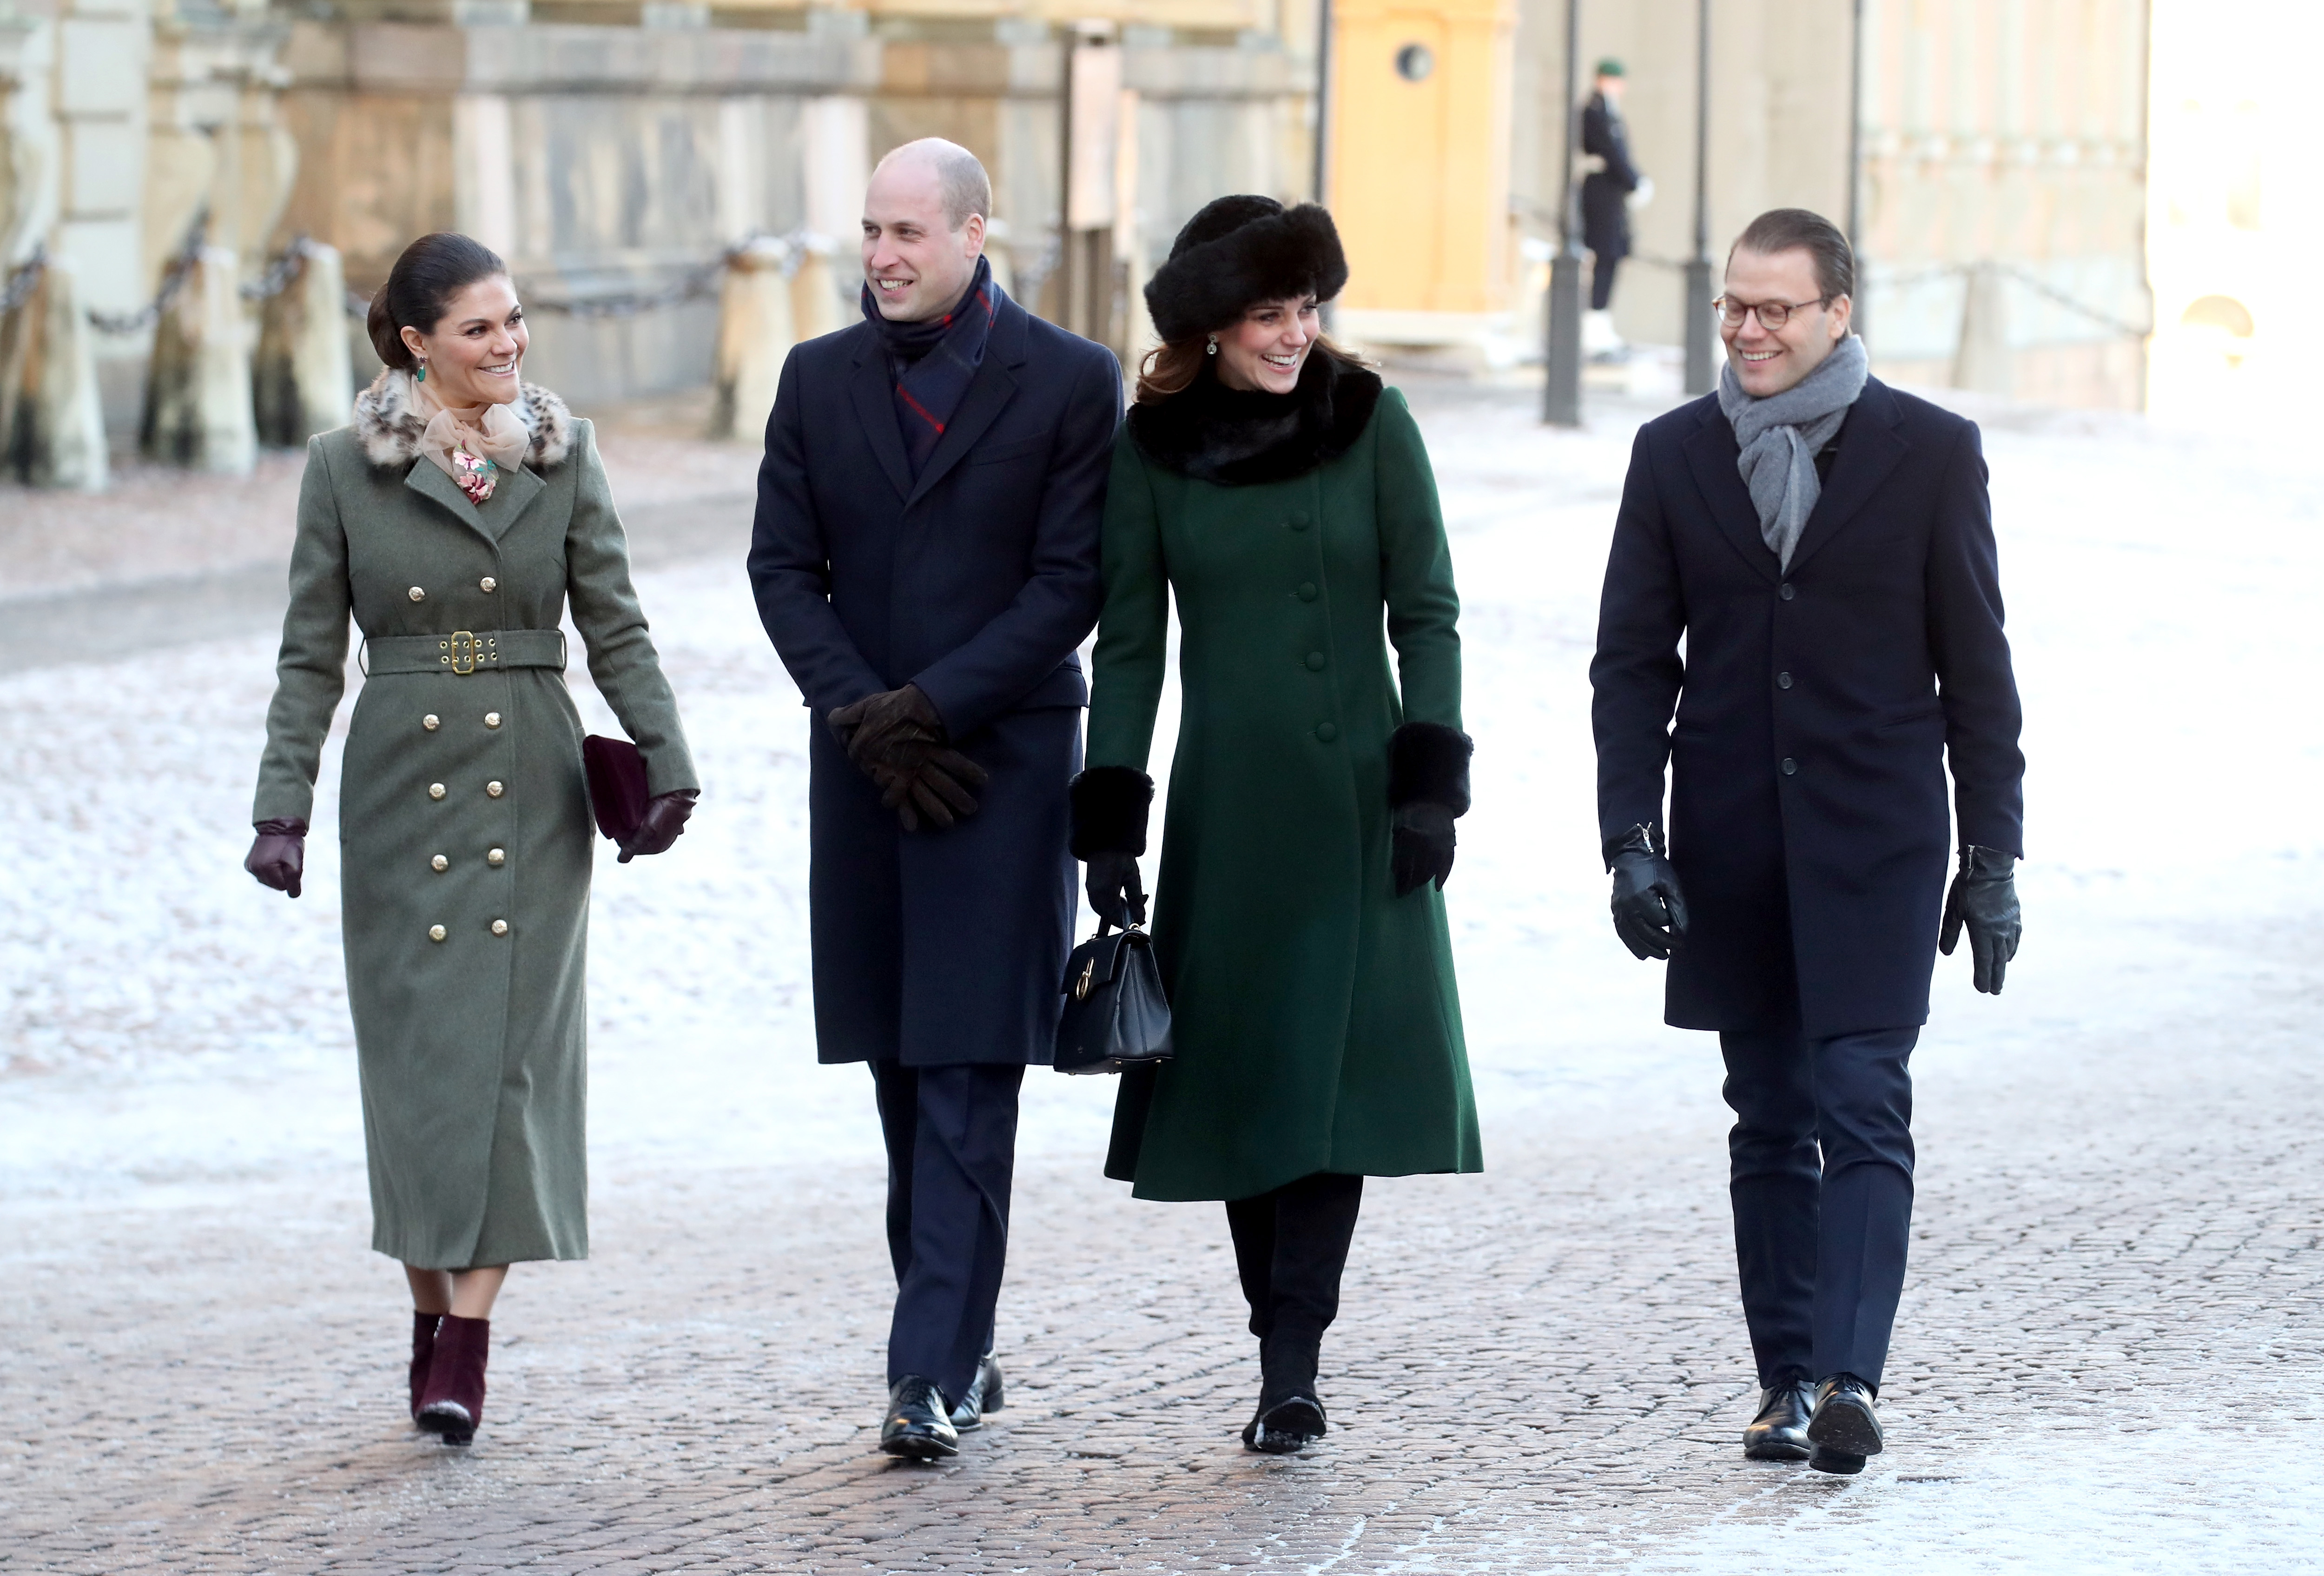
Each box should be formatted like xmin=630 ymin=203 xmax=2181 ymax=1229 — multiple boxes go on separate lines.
xmin=869 ymin=1060 xmax=1023 ymax=1404
xmin=1224 ymin=1172 xmax=1364 ymax=1373
xmin=1719 ymin=1017 xmax=1918 ymax=1391
xmin=1589 ymin=250 xmax=1622 ymax=311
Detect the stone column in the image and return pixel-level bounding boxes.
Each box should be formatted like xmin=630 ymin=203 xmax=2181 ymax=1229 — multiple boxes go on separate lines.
xmin=1953 ymin=263 xmax=2013 ymax=397
xmin=0 ymin=255 xmax=110 ymax=490
xmin=253 ymin=239 xmax=351 ymax=446
xmin=710 ymin=235 xmax=794 ymax=443
xmin=790 ymin=233 xmax=846 ymax=342
xmin=141 ymin=244 xmax=255 ymax=473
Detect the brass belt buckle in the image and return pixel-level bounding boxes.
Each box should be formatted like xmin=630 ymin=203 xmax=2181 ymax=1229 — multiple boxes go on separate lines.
xmin=443 ymin=630 xmax=478 ymax=675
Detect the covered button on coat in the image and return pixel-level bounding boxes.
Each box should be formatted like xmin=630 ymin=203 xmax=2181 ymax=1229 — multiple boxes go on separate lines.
xmin=252 ymin=369 xmax=697 ymax=1270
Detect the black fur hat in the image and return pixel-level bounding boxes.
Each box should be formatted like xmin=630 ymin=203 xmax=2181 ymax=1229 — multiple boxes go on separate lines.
xmin=1143 ymin=197 xmax=1350 ymax=344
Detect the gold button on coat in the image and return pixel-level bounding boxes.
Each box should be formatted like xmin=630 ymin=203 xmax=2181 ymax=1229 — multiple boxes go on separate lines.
xmin=408 ymin=586 xmax=426 ymax=602
xmin=485 ymin=712 xmax=502 ymax=728
xmin=431 ymin=854 xmax=449 ymax=872
xmin=491 ymin=919 xmax=509 ymax=936
xmin=423 ymin=714 xmax=440 ymax=731
xmin=487 ymin=848 xmax=506 ymax=867
xmin=486 ymin=781 xmax=504 ymax=798
xmin=428 ymin=924 xmax=447 ymax=942
xmin=480 ymin=576 xmax=497 ymax=592
xmin=429 ymin=783 xmax=447 ymax=800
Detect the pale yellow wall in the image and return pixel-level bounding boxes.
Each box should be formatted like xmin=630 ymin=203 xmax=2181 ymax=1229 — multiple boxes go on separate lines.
xmin=1329 ymin=0 xmax=1516 ymax=315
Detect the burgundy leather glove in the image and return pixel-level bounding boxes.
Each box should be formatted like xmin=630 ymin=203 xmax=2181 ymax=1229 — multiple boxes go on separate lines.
xmin=618 ymin=790 xmax=698 ymax=863
xmin=246 ymin=818 xmax=308 ymax=899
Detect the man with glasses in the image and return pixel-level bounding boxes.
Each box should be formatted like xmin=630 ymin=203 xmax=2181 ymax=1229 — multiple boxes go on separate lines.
xmin=1589 ymin=208 xmax=2025 ymax=1475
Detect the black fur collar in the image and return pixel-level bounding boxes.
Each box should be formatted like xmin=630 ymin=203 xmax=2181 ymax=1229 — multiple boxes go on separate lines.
xmin=1127 ymin=350 xmax=1383 ymax=486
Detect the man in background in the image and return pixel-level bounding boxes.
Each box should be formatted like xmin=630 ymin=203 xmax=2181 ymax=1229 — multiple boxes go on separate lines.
xmin=1580 ymin=58 xmax=1648 ymax=362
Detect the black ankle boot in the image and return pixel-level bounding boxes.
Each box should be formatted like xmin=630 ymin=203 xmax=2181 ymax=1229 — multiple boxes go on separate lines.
xmin=1242 ymin=1329 xmax=1327 ymax=1454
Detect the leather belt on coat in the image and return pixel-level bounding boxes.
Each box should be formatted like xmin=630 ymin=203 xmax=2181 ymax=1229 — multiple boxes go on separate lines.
xmin=361 ymin=629 xmax=569 ymax=677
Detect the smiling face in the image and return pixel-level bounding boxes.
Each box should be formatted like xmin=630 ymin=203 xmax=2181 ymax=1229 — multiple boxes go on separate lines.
xmin=1720 ymin=245 xmax=1852 ymax=397
xmin=862 ymin=152 xmax=986 ymax=324
xmin=1213 ymin=295 xmax=1320 ymax=394
xmin=401 ymin=275 xmax=528 ymax=407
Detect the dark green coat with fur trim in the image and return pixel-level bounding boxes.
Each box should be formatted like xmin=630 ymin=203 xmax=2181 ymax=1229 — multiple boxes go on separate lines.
xmin=1087 ymin=360 xmax=1480 ymax=1202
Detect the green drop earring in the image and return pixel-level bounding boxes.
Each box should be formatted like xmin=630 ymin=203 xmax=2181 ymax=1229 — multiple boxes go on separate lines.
xmin=415 ymin=360 xmax=426 ymax=383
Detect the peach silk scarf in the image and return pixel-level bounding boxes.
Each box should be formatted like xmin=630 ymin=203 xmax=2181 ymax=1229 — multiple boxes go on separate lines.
xmin=411 ymin=374 xmax=530 ymax=503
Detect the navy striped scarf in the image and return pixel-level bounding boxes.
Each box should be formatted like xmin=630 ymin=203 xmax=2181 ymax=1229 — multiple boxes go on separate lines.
xmin=862 ymin=256 xmax=1001 ymax=479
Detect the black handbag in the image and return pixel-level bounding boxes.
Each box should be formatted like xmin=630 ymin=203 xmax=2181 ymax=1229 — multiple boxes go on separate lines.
xmin=1053 ymin=922 xmax=1174 ymax=1074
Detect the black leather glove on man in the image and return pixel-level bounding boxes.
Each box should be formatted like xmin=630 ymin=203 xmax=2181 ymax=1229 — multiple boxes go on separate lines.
xmin=1387 ymin=723 xmax=1473 ymax=897
xmin=1939 ymin=843 xmax=2020 ymax=994
xmin=1069 ymin=766 xmax=1154 ymax=929
xmin=1607 ymin=823 xmax=1688 ymax=960
xmin=827 ymin=683 xmax=990 ymax=832
xmin=619 ymin=790 xmax=699 ymax=863
xmin=245 ymin=818 xmax=308 ymax=898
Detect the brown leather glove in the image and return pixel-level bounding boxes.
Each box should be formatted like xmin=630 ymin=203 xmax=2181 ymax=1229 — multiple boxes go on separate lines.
xmin=246 ymin=818 xmax=308 ymax=899
xmin=831 ymin=685 xmax=989 ymax=831
xmin=618 ymin=790 xmax=698 ymax=863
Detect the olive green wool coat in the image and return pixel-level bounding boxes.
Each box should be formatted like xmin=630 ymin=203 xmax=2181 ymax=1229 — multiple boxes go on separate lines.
xmin=1089 ymin=386 xmax=1480 ymax=1203
xmin=253 ymin=369 xmax=697 ymax=1270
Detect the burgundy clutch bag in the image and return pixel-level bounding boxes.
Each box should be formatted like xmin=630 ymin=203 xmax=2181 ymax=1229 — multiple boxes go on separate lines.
xmin=582 ymin=734 xmax=649 ymax=844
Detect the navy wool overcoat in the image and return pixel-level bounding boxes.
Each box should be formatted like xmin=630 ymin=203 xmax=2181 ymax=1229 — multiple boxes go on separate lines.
xmin=748 ymin=293 xmax=1121 ymax=1066
xmin=1590 ymin=377 xmax=2025 ymax=1040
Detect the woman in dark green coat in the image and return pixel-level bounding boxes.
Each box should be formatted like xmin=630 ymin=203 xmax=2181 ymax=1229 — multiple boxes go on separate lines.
xmin=244 ymin=233 xmax=698 ymax=1444
xmin=1074 ymin=198 xmax=1480 ymax=1453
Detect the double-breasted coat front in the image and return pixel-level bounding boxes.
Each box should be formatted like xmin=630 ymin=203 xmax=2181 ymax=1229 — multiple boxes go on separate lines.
xmin=1589 ymin=377 xmax=2025 ymax=1040
xmin=1089 ymin=375 xmax=1482 ymax=1203
xmin=254 ymin=369 xmax=697 ymax=1269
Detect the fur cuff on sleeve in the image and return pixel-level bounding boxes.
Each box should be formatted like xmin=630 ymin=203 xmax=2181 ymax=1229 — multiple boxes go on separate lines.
xmin=1388 ymin=723 xmax=1473 ymax=815
xmin=1069 ymin=766 xmax=1155 ymax=858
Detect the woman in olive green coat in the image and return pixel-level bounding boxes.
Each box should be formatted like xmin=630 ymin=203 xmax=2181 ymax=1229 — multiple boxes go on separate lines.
xmin=1074 ymin=198 xmax=1479 ymax=1454
xmin=245 ymin=232 xmax=697 ymax=1444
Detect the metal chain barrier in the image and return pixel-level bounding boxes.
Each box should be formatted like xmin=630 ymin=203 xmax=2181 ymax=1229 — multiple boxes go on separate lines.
xmin=240 ymin=235 xmax=325 ymax=305
xmin=85 ymin=207 xmax=211 ymax=336
xmin=338 ymin=231 xmax=818 ymax=324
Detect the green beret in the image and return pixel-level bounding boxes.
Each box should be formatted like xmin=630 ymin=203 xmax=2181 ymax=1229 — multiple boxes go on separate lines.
xmin=1595 ymin=58 xmax=1625 ymax=78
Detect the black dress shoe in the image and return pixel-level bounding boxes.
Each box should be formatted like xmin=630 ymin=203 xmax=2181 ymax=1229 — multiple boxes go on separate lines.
xmin=879 ymin=1375 xmax=959 ymax=1461
xmin=1241 ymin=1393 xmax=1327 ymax=1454
xmin=1743 ymin=1379 xmax=1814 ymax=1461
xmin=1806 ymin=1373 xmax=1882 ymax=1469
xmin=949 ymin=1352 xmax=1005 ymax=1431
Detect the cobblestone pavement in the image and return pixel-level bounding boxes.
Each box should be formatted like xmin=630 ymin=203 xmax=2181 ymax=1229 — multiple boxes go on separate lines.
xmin=7 ymin=380 xmax=2324 ymax=1571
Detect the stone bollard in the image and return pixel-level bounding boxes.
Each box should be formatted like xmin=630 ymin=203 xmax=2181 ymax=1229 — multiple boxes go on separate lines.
xmin=789 ymin=233 xmax=846 ymax=342
xmin=253 ymin=240 xmax=353 ymax=448
xmin=142 ymin=244 xmax=257 ymax=475
xmin=1952 ymin=262 xmax=2014 ymax=398
xmin=709 ymin=235 xmax=794 ymax=443
xmin=0 ymin=254 xmax=110 ymax=491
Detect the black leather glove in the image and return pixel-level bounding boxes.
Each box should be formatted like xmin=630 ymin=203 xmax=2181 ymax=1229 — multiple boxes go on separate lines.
xmin=1940 ymin=844 xmax=2020 ymax=994
xmin=829 ymin=684 xmax=943 ymax=773
xmin=1391 ymin=802 xmax=1457 ymax=896
xmin=246 ymin=817 xmax=308 ymax=898
xmin=1607 ymin=823 xmax=1688 ymax=960
xmin=873 ymin=752 xmax=990 ymax=833
xmin=618 ymin=790 xmax=698 ymax=863
xmin=1085 ymin=849 xmax=1147 ymax=929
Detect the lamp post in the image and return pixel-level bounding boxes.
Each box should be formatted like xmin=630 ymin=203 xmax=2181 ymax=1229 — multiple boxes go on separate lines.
xmin=1541 ymin=0 xmax=1583 ymax=426
xmin=1681 ymin=0 xmax=1715 ymax=395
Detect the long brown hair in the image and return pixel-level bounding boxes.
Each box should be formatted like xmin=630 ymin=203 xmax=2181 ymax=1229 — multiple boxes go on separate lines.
xmin=1134 ymin=332 xmax=1366 ymax=405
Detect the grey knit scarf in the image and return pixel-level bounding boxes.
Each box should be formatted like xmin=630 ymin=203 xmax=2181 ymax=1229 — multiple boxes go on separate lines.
xmin=1716 ymin=333 xmax=1868 ymax=569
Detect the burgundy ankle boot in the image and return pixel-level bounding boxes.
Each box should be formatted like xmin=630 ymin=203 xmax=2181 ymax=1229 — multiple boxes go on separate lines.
xmin=409 ymin=1311 xmax=442 ymax=1419
xmin=415 ymin=1314 xmax=490 ymax=1445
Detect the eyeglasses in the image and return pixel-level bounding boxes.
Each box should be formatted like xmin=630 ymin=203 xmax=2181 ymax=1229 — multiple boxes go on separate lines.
xmin=1713 ymin=295 xmax=1833 ymax=331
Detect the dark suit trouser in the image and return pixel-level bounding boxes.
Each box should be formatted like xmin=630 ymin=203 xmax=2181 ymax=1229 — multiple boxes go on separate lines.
xmin=1719 ymin=1015 xmax=1917 ymax=1390
xmin=869 ymin=1060 xmax=1024 ymax=1403
xmin=1589 ymin=251 xmax=1622 ymax=311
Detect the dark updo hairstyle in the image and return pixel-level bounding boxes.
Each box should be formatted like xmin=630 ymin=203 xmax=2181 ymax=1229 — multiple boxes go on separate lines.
xmin=365 ymin=232 xmax=509 ymax=371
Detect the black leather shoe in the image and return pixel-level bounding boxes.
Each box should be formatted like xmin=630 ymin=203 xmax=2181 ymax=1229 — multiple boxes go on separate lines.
xmin=878 ymin=1375 xmax=958 ymax=1461
xmin=949 ymin=1352 xmax=1004 ymax=1431
xmin=1241 ymin=1394 xmax=1327 ymax=1454
xmin=1743 ymin=1379 xmax=1814 ymax=1461
xmin=1809 ymin=1445 xmax=1868 ymax=1475
xmin=1806 ymin=1373 xmax=1883 ymax=1463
